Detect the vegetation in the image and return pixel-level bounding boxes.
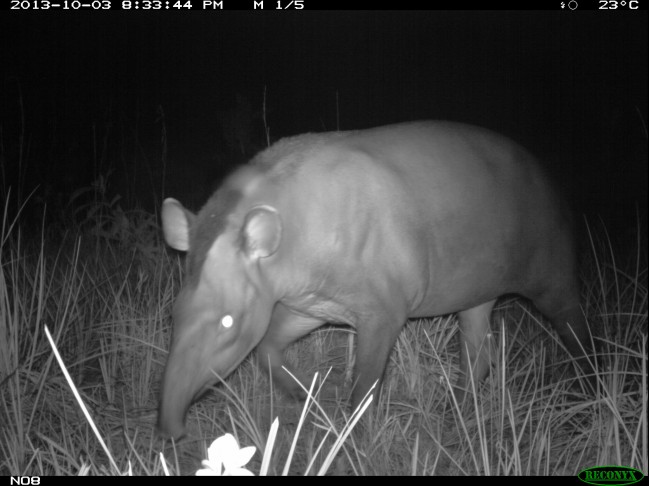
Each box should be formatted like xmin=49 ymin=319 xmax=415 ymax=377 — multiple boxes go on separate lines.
xmin=0 ymin=105 xmax=646 ymax=475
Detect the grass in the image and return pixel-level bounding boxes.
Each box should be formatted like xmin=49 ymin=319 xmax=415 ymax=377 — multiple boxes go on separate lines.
xmin=0 ymin=184 xmax=646 ymax=476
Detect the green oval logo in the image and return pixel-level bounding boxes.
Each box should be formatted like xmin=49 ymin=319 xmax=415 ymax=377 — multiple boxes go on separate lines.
xmin=578 ymin=466 xmax=644 ymax=486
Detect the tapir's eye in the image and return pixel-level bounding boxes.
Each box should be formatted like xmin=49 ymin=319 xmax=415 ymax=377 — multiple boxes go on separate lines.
xmin=221 ymin=315 xmax=234 ymax=328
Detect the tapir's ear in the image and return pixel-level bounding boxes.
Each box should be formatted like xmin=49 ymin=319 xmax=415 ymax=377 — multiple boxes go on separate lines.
xmin=161 ymin=198 xmax=195 ymax=252
xmin=241 ymin=206 xmax=282 ymax=259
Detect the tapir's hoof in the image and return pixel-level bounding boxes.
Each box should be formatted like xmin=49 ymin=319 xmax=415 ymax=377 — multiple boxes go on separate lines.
xmin=450 ymin=385 xmax=470 ymax=406
xmin=280 ymin=384 xmax=307 ymax=402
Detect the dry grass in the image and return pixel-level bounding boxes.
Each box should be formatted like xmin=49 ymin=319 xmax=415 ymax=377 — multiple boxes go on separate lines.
xmin=0 ymin=187 xmax=646 ymax=476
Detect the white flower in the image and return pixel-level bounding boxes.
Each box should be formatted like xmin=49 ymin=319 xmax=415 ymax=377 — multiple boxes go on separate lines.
xmin=196 ymin=433 xmax=256 ymax=476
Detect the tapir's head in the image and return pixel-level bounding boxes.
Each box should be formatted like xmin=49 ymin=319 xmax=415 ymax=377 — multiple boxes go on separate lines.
xmin=157 ymin=182 xmax=281 ymax=439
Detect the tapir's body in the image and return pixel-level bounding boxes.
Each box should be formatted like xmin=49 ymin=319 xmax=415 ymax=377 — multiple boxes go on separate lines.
xmin=158 ymin=121 xmax=592 ymax=439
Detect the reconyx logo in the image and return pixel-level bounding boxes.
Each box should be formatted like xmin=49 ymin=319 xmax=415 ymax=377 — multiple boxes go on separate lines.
xmin=578 ymin=466 xmax=644 ymax=486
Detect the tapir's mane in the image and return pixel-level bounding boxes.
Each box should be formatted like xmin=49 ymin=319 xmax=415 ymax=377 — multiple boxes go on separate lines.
xmin=187 ymin=183 xmax=243 ymax=279
xmin=251 ymin=131 xmax=346 ymax=180
xmin=185 ymin=131 xmax=348 ymax=280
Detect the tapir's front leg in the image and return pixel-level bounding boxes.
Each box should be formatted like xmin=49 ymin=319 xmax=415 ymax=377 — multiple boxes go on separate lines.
xmin=256 ymin=302 xmax=324 ymax=400
xmin=350 ymin=306 xmax=408 ymax=409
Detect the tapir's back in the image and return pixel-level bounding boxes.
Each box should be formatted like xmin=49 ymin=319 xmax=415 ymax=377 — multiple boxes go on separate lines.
xmin=255 ymin=121 xmax=560 ymax=235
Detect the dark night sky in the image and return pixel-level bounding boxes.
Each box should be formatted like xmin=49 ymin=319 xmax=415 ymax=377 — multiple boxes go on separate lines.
xmin=0 ymin=11 xmax=647 ymax=232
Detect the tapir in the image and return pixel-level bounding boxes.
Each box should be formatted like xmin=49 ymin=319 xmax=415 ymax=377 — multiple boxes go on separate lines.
xmin=158 ymin=121 xmax=593 ymax=439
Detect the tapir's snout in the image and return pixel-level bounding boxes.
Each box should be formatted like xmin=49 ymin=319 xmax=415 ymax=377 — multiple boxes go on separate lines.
xmin=157 ymin=284 xmax=274 ymax=439
xmin=158 ymin=368 xmax=215 ymax=439
xmin=157 ymin=410 xmax=186 ymax=440
xmin=157 ymin=350 xmax=200 ymax=439
xmin=157 ymin=291 xmax=210 ymax=439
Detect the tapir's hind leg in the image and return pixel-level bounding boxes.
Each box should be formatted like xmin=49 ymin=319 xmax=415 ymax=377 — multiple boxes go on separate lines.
xmin=256 ymin=303 xmax=324 ymax=400
xmin=454 ymin=299 xmax=496 ymax=402
xmin=530 ymin=285 xmax=595 ymax=387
